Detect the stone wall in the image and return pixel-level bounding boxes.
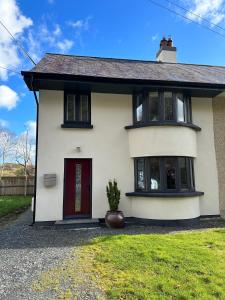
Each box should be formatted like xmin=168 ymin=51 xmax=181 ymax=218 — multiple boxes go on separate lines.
xmin=213 ymin=96 xmax=225 ymax=217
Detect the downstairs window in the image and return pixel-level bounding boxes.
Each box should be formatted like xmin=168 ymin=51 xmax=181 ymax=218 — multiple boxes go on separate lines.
xmin=135 ymin=156 xmax=195 ymax=193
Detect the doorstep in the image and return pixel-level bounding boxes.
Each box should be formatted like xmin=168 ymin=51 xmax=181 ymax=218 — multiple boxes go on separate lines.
xmin=53 ymin=218 xmax=100 ymax=229
xmin=55 ymin=218 xmax=99 ymax=225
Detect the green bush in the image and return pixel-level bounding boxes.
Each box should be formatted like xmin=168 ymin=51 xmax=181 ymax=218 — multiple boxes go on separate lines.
xmin=106 ymin=180 xmax=121 ymax=212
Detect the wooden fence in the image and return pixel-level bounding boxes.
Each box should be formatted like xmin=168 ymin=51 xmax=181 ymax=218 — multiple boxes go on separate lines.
xmin=0 ymin=176 xmax=35 ymax=196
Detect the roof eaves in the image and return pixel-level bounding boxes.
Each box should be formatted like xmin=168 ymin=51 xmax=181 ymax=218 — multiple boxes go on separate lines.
xmin=21 ymin=70 xmax=225 ymax=91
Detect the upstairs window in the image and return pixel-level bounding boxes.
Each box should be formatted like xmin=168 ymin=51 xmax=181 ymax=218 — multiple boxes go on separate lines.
xmin=134 ymin=156 xmax=195 ymax=193
xmin=64 ymin=92 xmax=91 ymax=125
xmin=133 ymin=91 xmax=192 ymax=125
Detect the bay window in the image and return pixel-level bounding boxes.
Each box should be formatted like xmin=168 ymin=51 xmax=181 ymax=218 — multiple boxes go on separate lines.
xmin=133 ymin=90 xmax=192 ymax=125
xmin=134 ymin=156 xmax=195 ymax=193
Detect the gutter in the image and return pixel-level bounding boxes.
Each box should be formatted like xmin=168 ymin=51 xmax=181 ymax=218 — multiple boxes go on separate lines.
xmin=30 ymin=76 xmax=39 ymax=225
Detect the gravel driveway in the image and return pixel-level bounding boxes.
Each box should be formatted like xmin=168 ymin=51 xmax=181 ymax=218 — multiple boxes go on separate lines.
xmin=0 ymin=210 xmax=225 ymax=300
xmin=0 ymin=210 xmax=103 ymax=300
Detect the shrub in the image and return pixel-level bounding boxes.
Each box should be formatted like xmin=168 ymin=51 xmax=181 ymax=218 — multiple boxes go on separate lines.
xmin=106 ymin=180 xmax=121 ymax=212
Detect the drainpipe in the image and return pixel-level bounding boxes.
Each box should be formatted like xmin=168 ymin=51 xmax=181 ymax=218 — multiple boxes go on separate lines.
xmin=30 ymin=75 xmax=39 ymax=225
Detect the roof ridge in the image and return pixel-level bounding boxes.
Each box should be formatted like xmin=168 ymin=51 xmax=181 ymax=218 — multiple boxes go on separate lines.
xmin=45 ymin=53 xmax=159 ymax=64
xmin=45 ymin=52 xmax=225 ymax=69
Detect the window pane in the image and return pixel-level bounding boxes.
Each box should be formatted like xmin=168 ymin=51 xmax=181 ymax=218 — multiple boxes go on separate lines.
xmin=165 ymin=157 xmax=176 ymax=189
xmin=67 ymin=95 xmax=75 ymax=121
xmin=177 ymin=94 xmax=185 ymax=122
xmin=164 ymin=92 xmax=173 ymax=121
xmin=186 ymin=97 xmax=191 ymax=123
xmin=75 ymin=164 xmax=82 ymax=212
xmin=80 ymin=95 xmax=89 ymax=122
xmin=149 ymin=92 xmax=159 ymax=121
xmin=189 ymin=159 xmax=195 ymax=189
xmin=135 ymin=95 xmax=144 ymax=122
xmin=179 ymin=157 xmax=188 ymax=189
xmin=149 ymin=157 xmax=160 ymax=190
xmin=136 ymin=158 xmax=145 ymax=190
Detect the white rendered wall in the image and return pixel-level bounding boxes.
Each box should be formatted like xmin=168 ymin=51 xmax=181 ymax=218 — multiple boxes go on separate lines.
xmin=131 ymin=197 xmax=200 ymax=220
xmin=192 ymin=98 xmax=220 ymax=216
xmin=36 ymin=91 xmax=133 ymax=221
xmin=36 ymin=91 xmax=220 ymax=221
xmin=128 ymin=126 xmax=197 ymax=158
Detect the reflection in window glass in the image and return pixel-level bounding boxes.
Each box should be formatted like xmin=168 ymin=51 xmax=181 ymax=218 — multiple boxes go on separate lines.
xmin=186 ymin=98 xmax=191 ymax=123
xmin=135 ymin=95 xmax=144 ymax=122
xmin=137 ymin=158 xmax=145 ymax=190
xmin=165 ymin=158 xmax=176 ymax=189
xmin=177 ymin=94 xmax=185 ymax=122
xmin=179 ymin=157 xmax=188 ymax=189
xmin=80 ymin=95 xmax=89 ymax=122
xmin=189 ymin=159 xmax=195 ymax=189
xmin=75 ymin=164 xmax=82 ymax=212
xmin=164 ymin=92 xmax=173 ymax=120
xmin=150 ymin=157 xmax=160 ymax=190
xmin=67 ymin=95 xmax=75 ymax=121
xmin=149 ymin=92 xmax=159 ymax=121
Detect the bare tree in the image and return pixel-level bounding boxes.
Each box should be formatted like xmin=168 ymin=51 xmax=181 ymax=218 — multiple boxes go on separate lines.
xmin=15 ymin=128 xmax=35 ymax=196
xmin=0 ymin=129 xmax=14 ymax=179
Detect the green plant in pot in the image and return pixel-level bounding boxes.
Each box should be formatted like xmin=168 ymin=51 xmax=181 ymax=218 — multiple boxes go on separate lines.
xmin=105 ymin=180 xmax=125 ymax=228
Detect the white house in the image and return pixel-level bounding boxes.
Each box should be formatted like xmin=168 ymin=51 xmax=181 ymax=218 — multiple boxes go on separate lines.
xmin=22 ymin=38 xmax=225 ymax=225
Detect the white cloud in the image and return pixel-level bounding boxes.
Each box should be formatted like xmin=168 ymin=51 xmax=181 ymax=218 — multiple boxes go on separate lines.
xmin=26 ymin=23 xmax=74 ymax=57
xmin=69 ymin=20 xmax=84 ymax=29
xmin=56 ymin=39 xmax=74 ymax=53
xmin=25 ymin=120 xmax=36 ymax=139
xmin=66 ymin=16 xmax=92 ymax=48
xmin=0 ymin=1 xmax=90 ymax=78
xmin=0 ymin=0 xmax=33 ymax=80
xmin=67 ymin=16 xmax=92 ymax=34
xmin=152 ymin=34 xmax=158 ymax=41
xmin=185 ymin=0 xmax=225 ymax=25
xmin=0 ymin=85 xmax=19 ymax=110
xmin=26 ymin=30 xmax=41 ymax=63
xmin=69 ymin=20 xmax=89 ymax=30
xmin=0 ymin=119 xmax=9 ymax=128
xmin=53 ymin=24 xmax=62 ymax=36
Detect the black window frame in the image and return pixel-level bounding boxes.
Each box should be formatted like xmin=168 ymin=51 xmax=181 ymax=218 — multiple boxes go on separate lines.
xmin=134 ymin=156 xmax=195 ymax=193
xmin=62 ymin=91 xmax=92 ymax=128
xmin=133 ymin=90 xmax=192 ymax=126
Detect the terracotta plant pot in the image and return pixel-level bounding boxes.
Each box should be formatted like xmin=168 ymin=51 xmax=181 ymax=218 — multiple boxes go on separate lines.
xmin=105 ymin=211 xmax=125 ymax=228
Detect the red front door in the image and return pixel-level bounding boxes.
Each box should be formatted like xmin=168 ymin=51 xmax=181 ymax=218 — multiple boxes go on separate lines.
xmin=64 ymin=159 xmax=91 ymax=218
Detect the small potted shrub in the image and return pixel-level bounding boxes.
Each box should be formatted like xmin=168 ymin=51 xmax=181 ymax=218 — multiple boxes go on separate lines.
xmin=105 ymin=180 xmax=125 ymax=228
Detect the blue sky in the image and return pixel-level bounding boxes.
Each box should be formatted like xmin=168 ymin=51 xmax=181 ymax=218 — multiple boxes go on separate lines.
xmin=0 ymin=0 xmax=225 ymax=137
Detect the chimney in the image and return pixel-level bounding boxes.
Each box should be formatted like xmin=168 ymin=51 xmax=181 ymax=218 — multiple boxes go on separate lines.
xmin=156 ymin=36 xmax=177 ymax=63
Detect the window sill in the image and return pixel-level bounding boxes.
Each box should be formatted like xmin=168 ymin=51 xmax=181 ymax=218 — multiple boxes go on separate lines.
xmin=125 ymin=122 xmax=201 ymax=131
xmin=61 ymin=123 xmax=93 ymax=129
xmin=125 ymin=191 xmax=204 ymax=198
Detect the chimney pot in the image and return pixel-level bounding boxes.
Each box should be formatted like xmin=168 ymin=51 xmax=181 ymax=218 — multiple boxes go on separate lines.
xmin=156 ymin=36 xmax=177 ymax=63
xmin=167 ymin=37 xmax=173 ymax=47
xmin=160 ymin=37 xmax=168 ymax=49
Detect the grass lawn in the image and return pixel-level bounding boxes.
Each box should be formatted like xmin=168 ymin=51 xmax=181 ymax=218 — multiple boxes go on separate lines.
xmin=34 ymin=228 xmax=225 ymax=300
xmin=0 ymin=196 xmax=32 ymax=217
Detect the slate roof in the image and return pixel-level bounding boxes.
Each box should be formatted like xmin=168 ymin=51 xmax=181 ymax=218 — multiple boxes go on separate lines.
xmin=24 ymin=53 xmax=225 ymax=86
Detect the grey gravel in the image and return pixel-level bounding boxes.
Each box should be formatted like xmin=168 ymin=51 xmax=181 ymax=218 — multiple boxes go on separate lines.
xmin=0 ymin=210 xmax=225 ymax=300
